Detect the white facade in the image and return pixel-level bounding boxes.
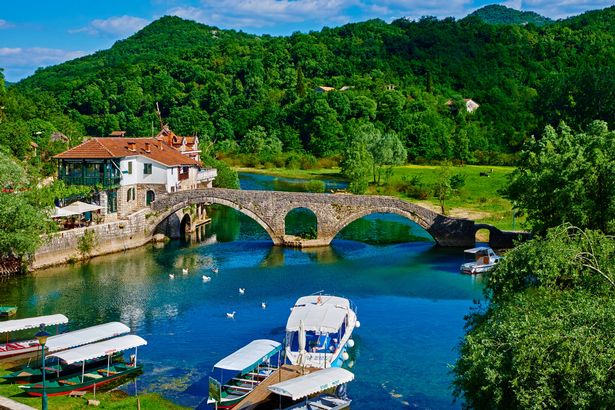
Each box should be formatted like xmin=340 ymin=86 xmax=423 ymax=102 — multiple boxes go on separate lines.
xmin=119 ymin=156 xmax=182 ymax=193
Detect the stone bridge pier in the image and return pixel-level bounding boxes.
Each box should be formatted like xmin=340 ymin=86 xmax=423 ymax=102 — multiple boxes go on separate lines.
xmin=151 ymin=188 xmax=528 ymax=248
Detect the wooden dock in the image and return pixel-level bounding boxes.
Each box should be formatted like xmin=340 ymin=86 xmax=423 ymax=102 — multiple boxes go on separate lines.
xmin=234 ymin=365 xmax=319 ymax=410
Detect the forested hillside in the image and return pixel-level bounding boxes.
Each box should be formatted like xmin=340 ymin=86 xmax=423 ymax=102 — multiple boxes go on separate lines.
xmin=467 ymin=5 xmax=553 ymax=26
xmin=1 ymin=6 xmax=614 ymax=171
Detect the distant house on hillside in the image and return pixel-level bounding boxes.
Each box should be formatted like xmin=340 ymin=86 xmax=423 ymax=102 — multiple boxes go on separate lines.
xmin=339 ymin=86 xmax=354 ymax=91
xmin=315 ymin=86 xmax=335 ymax=93
xmin=109 ymin=130 xmax=127 ymax=137
xmin=155 ymin=125 xmax=202 ymax=162
xmin=54 ymin=137 xmax=216 ymax=219
xmin=445 ymin=98 xmax=480 ymax=113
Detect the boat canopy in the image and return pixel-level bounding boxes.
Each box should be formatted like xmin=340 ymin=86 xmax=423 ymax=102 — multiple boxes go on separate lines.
xmin=268 ymin=368 xmax=355 ymax=400
xmin=45 ymin=322 xmax=130 ymax=353
xmin=49 ymin=335 xmax=147 ymax=364
xmin=287 ymin=296 xmax=350 ymax=333
xmin=213 ymin=339 xmax=282 ymax=375
xmin=0 ymin=314 xmax=69 ymax=334
xmin=464 ymin=247 xmax=491 ymax=254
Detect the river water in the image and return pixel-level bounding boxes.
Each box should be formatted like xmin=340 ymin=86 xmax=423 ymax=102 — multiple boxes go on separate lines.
xmin=0 ymin=173 xmax=484 ymax=409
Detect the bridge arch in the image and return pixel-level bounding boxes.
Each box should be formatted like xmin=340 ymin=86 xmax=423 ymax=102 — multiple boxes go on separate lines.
xmin=285 ymin=207 xmax=318 ymax=239
xmin=329 ymin=207 xmax=436 ymax=242
xmin=152 ymin=198 xmax=281 ymax=245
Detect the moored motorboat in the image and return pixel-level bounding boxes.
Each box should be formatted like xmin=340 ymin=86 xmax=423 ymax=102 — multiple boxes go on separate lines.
xmin=19 ymin=334 xmax=147 ymax=397
xmin=207 ymin=339 xmax=282 ymax=409
xmin=0 ymin=306 xmax=17 ymax=317
xmin=0 ymin=314 xmax=68 ymax=360
xmin=2 ymin=322 xmax=130 ymax=383
xmin=285 ymin=295 xmax=359 ymax=369
xmin=268 ymin=367 xmax=354 ymax=409
xmin=460 ymin=247 xmax=502 ymax=274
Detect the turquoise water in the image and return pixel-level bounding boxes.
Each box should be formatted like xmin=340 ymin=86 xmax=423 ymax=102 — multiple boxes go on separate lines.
xmin=0 ymin=174 xmax=484 ymax=409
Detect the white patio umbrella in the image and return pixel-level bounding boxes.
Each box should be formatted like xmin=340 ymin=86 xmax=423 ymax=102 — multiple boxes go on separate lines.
xmin=51 ymin=206 xmax=81 ymax=218
xmin=62 ymin=201 xmax=102 ymax=214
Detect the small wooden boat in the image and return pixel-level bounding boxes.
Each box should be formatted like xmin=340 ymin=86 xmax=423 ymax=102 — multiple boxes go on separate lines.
xmin=2 ymin=322 xmax=130 ymax=383
xmin=19 ymin=334 xmax=147 ymax=397
xmin=460 ymin=247 xmax=502 ymax=274
xmin=0 ymin=314 xmax=68 ymax=360
xmin=0 ymin=306 xmax=17 ymax=317
xmin=268 ymin=367 xmax=354 ymax=409
xmin=285 ymin=295 xmax=359 ymax=369
xmin=208 ymin=339 xmax=282 ymax=409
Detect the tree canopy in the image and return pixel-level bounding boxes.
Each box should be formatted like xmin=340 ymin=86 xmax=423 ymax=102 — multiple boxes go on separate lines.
xmin=453 ymin=225 xmax=615 ymax=409
xmin=1 ymin=6 xmax=612 ymax=170
xmin=504 ymin=120 xmax=615 ymax=234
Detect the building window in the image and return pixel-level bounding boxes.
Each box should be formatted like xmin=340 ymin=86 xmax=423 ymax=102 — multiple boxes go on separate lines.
xmin=126 ymin=187 xmax=135 ymax=202
xmin=127 ymin=161 xmax=133 ymax=175
xmin=144 ymin=163 xmax=152 ymax=175
xmin=146 ymin=190 xmax=155 ymax=205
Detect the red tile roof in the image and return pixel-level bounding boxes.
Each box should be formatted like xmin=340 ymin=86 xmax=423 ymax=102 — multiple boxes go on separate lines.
xmin=54 ymin=138 xmax=200 ymax=167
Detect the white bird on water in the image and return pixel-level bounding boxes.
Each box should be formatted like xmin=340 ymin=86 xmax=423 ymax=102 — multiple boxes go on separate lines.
xmin=226 ymin=311 xmax=236 ymax=319
xmin=182 ymin=268 xmax=189 ymax=275
xmin=239 ymin=288 xmax=245 ymax=295
xmin=202 ymin=275 xmax=211 ymax=282
xmin=261 ymin=302 xmax=267 ymax=309
xmin=169 ymin=273 xmax=175 ymax=279
xmin=212 ymin=267 xmax=219 ymax=274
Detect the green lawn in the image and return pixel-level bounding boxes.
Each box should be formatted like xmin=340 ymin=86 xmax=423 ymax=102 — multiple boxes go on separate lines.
xmin=236 ymin=164 xmax=524 ymax=231
xmin=0 ymin=370 xmax=188 ymax=410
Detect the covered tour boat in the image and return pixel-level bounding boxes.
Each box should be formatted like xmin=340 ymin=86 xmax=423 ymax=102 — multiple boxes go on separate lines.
xmin=0 ymin=314 xmax=69 ymax=360
xmin=2 ymin=322 xmax=130 ymax=383
xmin=19 ymin=334 xmax=147 ymax=396
xmin=285 ymin=295 xmax=359 ymax=369
xmin=460 ymin=247 xmax=502 ymax=274
xmin=268 ymin=367 xmax=354 ymax=410
xmin=207 ymin=339 xmax=282 ymax=409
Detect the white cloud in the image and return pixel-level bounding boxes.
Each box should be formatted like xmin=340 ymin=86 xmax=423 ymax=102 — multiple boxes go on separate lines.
xmin=70 ymin=15 xmax=149 ymax=37
xmin=168 ymin=0 xmax=359 ymax=29
xmin=0 ymin=47 xmax=88 ymax=81
xmin=0 ymin=19 xmax=14 ymax=29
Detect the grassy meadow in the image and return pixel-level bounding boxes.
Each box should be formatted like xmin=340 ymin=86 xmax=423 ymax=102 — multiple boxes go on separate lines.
xmin=237 ymin=164 xmax=523 ymax=231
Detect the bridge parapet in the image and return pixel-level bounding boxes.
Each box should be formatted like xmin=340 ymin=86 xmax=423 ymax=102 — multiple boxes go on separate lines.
xmin=151 ymin=188 xmax=524 ymax=248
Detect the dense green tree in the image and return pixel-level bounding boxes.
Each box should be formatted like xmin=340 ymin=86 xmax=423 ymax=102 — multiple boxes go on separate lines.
xmin=453 ymin=225 xmax=615 ymax=409
xmin=341 ymin=132 xmax=373 ymax=194
xmin=504 ymin=120 xmax=615 ymax=234
xmin=0 ymin=153 xmax=54 ymax=260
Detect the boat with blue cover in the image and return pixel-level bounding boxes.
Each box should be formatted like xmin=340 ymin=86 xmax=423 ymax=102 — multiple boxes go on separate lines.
xmin=285 ymin=295 xmax=359 ymax=369
xmin=207 ymin=339 xmax=282 ymax=409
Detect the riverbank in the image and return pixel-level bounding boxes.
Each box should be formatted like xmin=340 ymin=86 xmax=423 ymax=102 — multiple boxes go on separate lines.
xmin=0 ymin=371 xmax=188 ymax=409
xmin=235 ymin=165 xmax=521 ymax=231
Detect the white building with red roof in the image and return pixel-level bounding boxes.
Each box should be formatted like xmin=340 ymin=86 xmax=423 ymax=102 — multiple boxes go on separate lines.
xmin=55 ymin=137 xmax=216 ymax=218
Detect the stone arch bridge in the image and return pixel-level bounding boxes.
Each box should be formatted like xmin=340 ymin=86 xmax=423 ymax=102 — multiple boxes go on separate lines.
xmin=150 ymin=188 xmax=526 ymax=248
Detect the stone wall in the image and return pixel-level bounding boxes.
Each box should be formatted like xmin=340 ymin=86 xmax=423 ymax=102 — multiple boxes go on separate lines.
xmin=31 ymin=209 xmax=157 ymax=270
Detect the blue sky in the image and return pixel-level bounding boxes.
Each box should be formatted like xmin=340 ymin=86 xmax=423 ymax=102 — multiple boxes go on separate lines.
xmin=1 ymin=0 xmax=612 ymax=82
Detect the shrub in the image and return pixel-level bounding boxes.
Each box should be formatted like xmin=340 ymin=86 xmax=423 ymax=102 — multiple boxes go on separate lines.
xmin=77 ymin=229 xmax=98 ymax=259
xmin=305 ymin=180 xmax=325 ymax=193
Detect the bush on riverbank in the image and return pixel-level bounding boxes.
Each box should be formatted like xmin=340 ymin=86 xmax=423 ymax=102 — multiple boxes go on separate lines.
xmin=453 ymin=225 xmax=615 ymax=409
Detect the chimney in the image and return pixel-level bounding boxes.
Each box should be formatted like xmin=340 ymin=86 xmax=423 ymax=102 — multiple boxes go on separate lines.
xmin=159 ymin=142 xmax=163 ymax=150
xmin=127 ymin=141 xmax=136 ymax=152
xmin=145 ymin=142 xmax=151 ymax=153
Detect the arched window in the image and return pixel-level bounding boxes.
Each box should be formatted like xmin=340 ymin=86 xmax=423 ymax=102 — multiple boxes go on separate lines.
xmin=126 ymin=187 xmax=135 ymax=202
xmin=146 ymin=190 xmax=155 ymax=205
